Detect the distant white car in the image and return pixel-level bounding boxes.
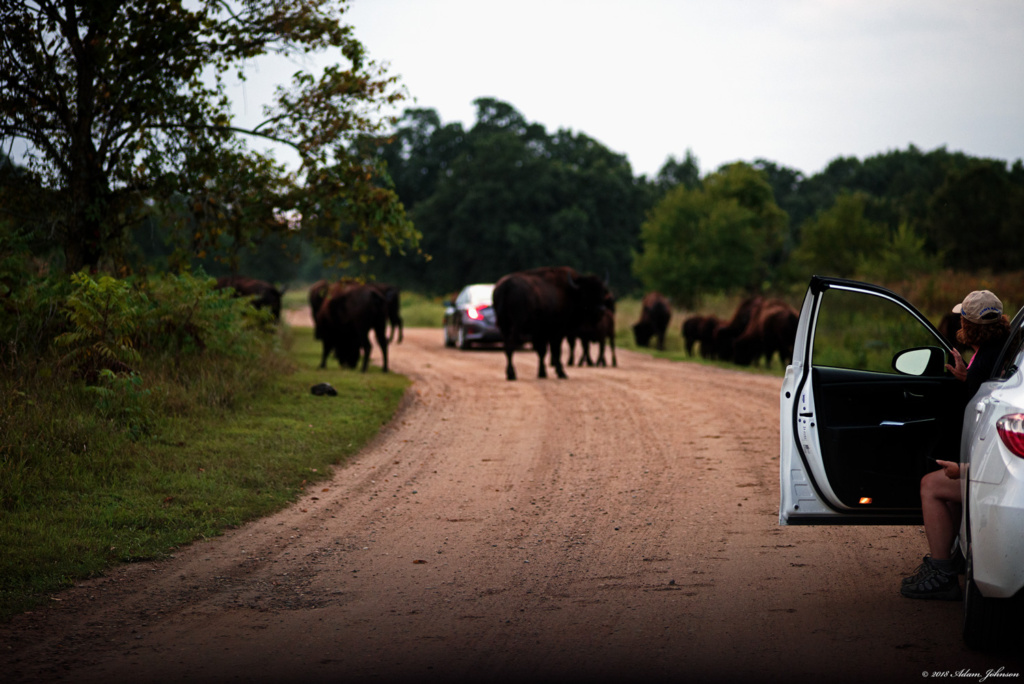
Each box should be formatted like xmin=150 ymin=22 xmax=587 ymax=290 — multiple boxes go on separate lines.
xmin=779 ymin=276 xmax=1024 ymax=649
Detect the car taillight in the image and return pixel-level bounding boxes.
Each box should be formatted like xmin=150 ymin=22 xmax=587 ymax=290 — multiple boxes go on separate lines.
xmin=996 ymin=414 xmax=1024 ymax=458
xmin=467 ymin=305 xmax=487 ymax=321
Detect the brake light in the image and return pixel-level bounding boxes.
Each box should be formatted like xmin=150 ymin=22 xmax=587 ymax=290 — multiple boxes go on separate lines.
xmin=996 ymin=414 xmax=1024 ymax=458
xmin=467 ymin=305 xmax=487 ymax=321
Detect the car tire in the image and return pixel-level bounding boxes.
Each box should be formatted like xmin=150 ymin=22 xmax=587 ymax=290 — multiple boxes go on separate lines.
xmin=444 ymin=325 xmax=455 ymax=348
xmin=962 ymin=545 xmax=1014 ymax=650
xmin=457 ymin=325 xmax=470 ymax=350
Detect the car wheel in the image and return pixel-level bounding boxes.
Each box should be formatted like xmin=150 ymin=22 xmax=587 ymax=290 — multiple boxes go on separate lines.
xmin=962 ymin=545 xmax=1013 ymax=650
xmin=457 ymin=325 xmax=470 ymax=350
xmin=444 ymin=325 xmax=455 ymax=348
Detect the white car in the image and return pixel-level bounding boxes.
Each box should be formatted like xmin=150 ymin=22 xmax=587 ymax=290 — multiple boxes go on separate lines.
xmin=779 ymin=276 xmax=1024 ymax=649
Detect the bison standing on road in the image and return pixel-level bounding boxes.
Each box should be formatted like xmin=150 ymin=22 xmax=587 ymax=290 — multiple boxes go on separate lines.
xmin=493 ymin=266 xmax=610 ymax=381
xmin=632 ymin=292 xmax=671 ymax=350
xmin=313 ymin=281 xmax=389 ymax=372
xmin=571 ymin=293 xmax=617 ymax=368
xmin=215 ymin=276 xmax=285 ymax=322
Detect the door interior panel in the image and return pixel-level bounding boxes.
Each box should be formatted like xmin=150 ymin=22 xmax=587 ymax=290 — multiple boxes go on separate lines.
xmin=812 ymin=367 xmax=964 ymax=509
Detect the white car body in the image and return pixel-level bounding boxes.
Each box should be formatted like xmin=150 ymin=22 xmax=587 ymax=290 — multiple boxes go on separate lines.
xmin=779 ymin=276 xmax=1024 ymax=648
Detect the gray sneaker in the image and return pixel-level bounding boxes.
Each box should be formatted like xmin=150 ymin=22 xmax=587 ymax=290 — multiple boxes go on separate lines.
xmin=900 ymin=564 xmax=962 ymax=601
xmin=902 ymin=555 xmax=934 ymax=586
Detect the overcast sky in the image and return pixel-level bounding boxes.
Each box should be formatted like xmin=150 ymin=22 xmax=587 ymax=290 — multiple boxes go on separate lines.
xmin=330 ymin=0 xmax=1024 ymax=179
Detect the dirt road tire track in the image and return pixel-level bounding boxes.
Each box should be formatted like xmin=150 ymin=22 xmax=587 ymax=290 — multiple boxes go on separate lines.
xmin=2 ymin=327 xmax=1021 ymax=683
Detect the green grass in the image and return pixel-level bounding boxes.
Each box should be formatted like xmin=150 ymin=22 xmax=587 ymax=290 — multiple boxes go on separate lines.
xmin=0 ymin=329 xmax=408 ymax=621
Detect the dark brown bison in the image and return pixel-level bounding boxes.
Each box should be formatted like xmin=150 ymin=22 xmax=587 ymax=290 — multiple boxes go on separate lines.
xmin=493 ymin=266 xmax=611 ymax=381
xmin=713 ymin=296 xmax=764 ymax=362
xmin=632 ymin=292 xmax=671 ymax=349
xmin=369 ymin=283 xmax=403 ymax=343
xmin=314 ymin=282 xmax=389 ymax=372
xmin=215 ymin=276 xmax=285 ymax=321
xmin=681 ymin=314 xmax=722 ymax=358
xmin=698 ymin=315 xmax=721 ymax=359
xmin=732 ymin=299 xmax=799 ymax=368
xmin=681 ymin=315 xmax=705 ymax=356
xmin=310 ymin=280 xmax=402 ymax=344
xmin=569 ymin=293 xmax=617 ymax=368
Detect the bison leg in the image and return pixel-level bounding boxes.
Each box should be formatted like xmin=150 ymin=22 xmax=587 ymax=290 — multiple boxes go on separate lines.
xmin=375 ymin=324 xmax=390 ymax=373
xmin=565 ymin=336 xmax=576 ymax=366
xmin=502 ymin=334 xmax=518 ymax=381
xmin=318 ymin=339 xmax=333 ymax=369
xmin=596 ymin=340 xmax=606 ymax=367
xmin=547 ymin=336 xmax=568 ymax=379
xmin=533 ymin=337 xmax=548 ymax=379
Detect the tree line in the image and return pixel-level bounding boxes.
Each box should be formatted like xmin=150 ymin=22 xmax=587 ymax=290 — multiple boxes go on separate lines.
xmin=2 ymin=0 xmax=1022 ymax=310
xmin=356 ymin=99 xmax=1024 ymax=304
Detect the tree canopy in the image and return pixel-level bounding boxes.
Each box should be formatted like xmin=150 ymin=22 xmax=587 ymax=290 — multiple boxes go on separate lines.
xmin=361 ymin=98 xmax=652 ymax=295
xmin=0 ymin=0 xmax=418 ymax=274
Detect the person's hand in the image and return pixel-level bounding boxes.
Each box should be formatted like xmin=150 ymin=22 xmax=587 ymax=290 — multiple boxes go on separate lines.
xmin=935 ymin=459 xmax=961 ymax=480
xmin=945 ymin=348 xmax=967 ymax=381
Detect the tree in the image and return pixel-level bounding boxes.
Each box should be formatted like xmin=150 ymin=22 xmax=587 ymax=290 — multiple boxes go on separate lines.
xmin=787 ymin=192 xmax=887 ymax=279
xmin=0 ymin=0 xmax=417 ymax=273
xmin=632 ymin=163 xmax=787 ymax=307
xmin=363 ymin=99 xmax=649 ymax=295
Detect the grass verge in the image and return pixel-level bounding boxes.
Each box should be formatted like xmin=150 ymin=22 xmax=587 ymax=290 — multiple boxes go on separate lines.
xmin=0 ymin=328 xmax=409 ymax=622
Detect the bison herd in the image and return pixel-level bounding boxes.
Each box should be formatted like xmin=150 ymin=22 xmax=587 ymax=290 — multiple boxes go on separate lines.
xmin=680 ymin=296 xmax=800 ymax=368
xmin=220 ymin=268 xmax=800 ymax=378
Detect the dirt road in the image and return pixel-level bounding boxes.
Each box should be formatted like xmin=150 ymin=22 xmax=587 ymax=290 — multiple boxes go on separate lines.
xmin=2 ymin=326 xmax=1022 ymax=684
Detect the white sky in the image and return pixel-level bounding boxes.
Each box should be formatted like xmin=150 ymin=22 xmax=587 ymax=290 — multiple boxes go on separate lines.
xmin=327 ymin=0 xmax=1024 ymax=179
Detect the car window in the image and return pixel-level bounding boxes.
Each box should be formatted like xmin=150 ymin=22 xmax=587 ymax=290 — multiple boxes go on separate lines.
xmin=812 ymin=288 xmax=941 ymax=374
xmin=995 ymin=314 xmax=1024 ymax=381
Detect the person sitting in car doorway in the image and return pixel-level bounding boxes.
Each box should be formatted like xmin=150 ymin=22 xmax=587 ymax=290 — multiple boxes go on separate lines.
xmin=901 ymin=290 xmax=1012 ymax=600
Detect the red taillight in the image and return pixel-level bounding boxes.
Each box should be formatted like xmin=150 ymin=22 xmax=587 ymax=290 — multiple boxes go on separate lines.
xmin=996 ymin=414 xmax=1024 ymax=458
xmin=467 ymin=305 xmax=487 ymax=321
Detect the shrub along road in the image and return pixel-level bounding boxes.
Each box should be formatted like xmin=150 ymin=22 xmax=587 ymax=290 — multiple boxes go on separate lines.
xmin=2 ymin=327 xmax=1021 ymax=683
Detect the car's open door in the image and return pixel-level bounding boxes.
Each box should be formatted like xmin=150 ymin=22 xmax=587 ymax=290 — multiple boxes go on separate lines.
xmin=780 ymin=276 xmax=965 ymax=525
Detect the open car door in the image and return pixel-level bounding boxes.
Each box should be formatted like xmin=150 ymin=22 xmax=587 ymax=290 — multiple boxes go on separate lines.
xmin=780 ymin=276 xmax=965 ymax=525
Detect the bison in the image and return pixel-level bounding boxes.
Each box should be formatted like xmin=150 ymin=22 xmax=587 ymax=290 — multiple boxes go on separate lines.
xmin=698 ymin=315 xmax=721 ymax=359
xmin=314 ymin=281 xmax=389 ymax=372
xmin=215 ymin=276 xmax=285 ymax=321
xmin=569 ymin=293 xmax=617 ymax=368
xmin=681 ymin=315 xmax=705 ymax=356
xmin=310 ymin=279 xmax=402 ymax=344
xmin=713 ymin=296 xmax=764 ymax=362
xmin=632 ymin=292 xmax=671 ymax=349
xmin=732 ymin=298 xmax=799 ymax=368
xmin=493 ymin=266 xmax=610 ymax=380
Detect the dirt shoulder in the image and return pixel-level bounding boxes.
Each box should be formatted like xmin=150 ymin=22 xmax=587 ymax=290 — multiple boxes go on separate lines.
xmin=2 ymin=326 xmax=1021 ymax=684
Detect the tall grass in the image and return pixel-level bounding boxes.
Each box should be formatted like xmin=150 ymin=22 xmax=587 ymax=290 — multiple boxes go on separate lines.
xmin=0 ymin=278 xmax=409 ymax=622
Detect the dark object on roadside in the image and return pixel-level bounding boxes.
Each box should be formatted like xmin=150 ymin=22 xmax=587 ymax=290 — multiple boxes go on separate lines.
xmin=311 ymin=383 xmax=337 ymax=397
xmin=633 ymin=292 xmax=671 ymax=349
xmin=313 ymin=281 xmax=390 ymax=372
xmin=493 ymin=266 xmax=611 ymax=381
xmin=214 ymin=276 xmax=285 ymax=321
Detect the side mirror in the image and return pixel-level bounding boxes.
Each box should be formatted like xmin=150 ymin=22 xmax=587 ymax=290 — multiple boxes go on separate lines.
xmin=892 ymin=346 xmax=946 ymax=376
